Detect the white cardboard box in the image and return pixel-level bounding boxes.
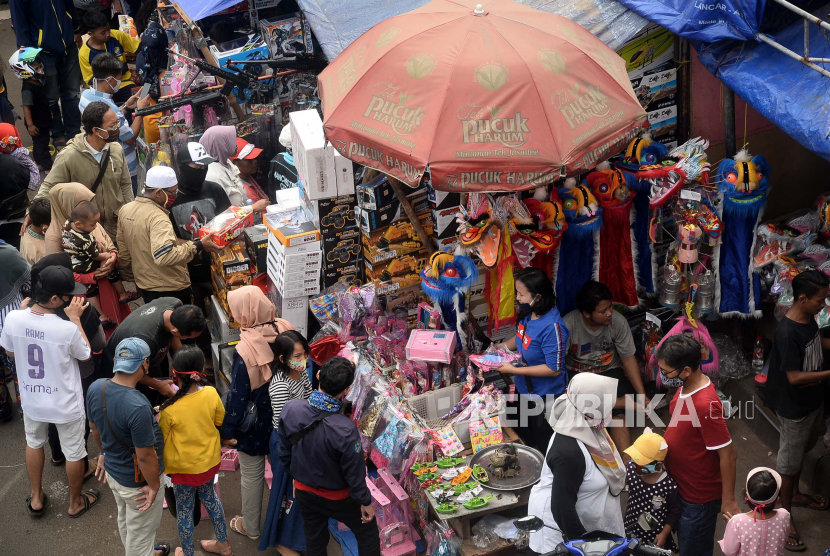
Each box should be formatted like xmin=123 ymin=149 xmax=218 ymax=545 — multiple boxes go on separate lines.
xmin=272 ymin=291 xmax=309 ymax=337
xmin=324 ymin=143 xmax=355 ymax=196
xmin=290 ymin=109 xmax=332 ymax=200
xmin=210 ymin=295 xmax=240 ymax=344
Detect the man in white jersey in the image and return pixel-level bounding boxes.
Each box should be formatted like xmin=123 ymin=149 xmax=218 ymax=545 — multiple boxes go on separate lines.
xmin=0 ymin=265 xmax=98 ymax=518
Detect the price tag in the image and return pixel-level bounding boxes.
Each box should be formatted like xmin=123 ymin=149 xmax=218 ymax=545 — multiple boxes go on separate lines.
xmin=645 ymin=312 xmax=662 ymax=327
xmin=680 ymin=189 xmax=701 ymax=201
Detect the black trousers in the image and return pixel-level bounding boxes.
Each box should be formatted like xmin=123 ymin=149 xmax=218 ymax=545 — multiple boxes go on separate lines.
xmin=510 ymin=393 xmax=555 ymax=453
xmin=295 ymin=490 xmax=380 ymax=556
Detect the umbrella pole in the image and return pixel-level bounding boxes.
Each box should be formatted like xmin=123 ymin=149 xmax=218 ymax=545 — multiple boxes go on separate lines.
xmin=387 ymin=176 xmax=436 ymax=256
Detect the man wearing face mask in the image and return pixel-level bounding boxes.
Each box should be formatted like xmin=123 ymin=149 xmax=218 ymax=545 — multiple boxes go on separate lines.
xmin=79 ymin=53 xmax=150 ymax=195
xmin=87 ymin=338 xmax=171 ymax=556
xmin=117 ymin=166 xmax=221 ymax=306
xmin=29 ymin=101 xmax=133 ymax=242
xmin=658 ymin=335 xmax=739 ymax=556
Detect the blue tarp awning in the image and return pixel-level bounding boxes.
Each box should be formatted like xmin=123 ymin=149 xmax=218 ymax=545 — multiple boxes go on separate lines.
xmin=696 ymin=3 xmax=830 ymax=162
xmin=297 ymin=0 xmax=649 ymax=61
xmin=174 ymin=0 xmax=246 ymax=22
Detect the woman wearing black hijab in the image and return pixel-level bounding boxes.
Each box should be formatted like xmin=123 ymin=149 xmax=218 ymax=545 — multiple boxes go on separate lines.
xmin=26 ymin=253 xmax=105 ymax=472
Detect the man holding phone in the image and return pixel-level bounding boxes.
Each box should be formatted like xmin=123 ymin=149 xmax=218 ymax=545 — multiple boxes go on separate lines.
xmin=79 ymin=53 xmax=150 ymax=195
xmin=87 ymin=338 xmax=171 ymax=556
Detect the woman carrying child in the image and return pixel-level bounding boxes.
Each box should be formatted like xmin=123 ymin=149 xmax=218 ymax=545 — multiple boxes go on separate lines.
xmin=719 ymin=468 xmax=790 ymax=556
xmin=259 ymin=330 xmax=313 ymax=555
xmin=158 ymin=346 xmax=233 ymax=556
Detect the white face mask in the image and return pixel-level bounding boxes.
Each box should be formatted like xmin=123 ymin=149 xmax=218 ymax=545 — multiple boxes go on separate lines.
xmin=93 ymin=77 xmax=120 ymax=96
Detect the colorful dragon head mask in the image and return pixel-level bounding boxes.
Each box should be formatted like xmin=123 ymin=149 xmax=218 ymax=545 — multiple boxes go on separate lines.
xmin=421 ymin=252 xmax=479 ymax=306
xmin=558 ymin=178 xmax=602 ymax=234
xmin=717 ymin=149 xmax=770 ymax=196
xmin=639 ymin=137 xmax=710 ymax=209
xmin=617 ymin=134 xmax=666 ymax=173
xmin=585 ymin=163 xmax=633 ymax=208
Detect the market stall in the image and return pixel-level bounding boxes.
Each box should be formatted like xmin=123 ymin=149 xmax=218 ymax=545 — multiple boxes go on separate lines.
xmin=124 ymin=0 xmax=830 ymax=554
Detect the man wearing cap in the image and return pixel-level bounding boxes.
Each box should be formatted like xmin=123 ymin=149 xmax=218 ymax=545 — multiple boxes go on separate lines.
xmin=230 ymin=137 xmax=270 ymax=209
xmin=0 ymin=265 xmax=98 ymax=518
xmin=622 ymin=430 xmax=680 ymax=551
xmin=87 ymin=338 xmax=170 ymax=556
xmin=117 ymin=165 xmax=221 ymax=306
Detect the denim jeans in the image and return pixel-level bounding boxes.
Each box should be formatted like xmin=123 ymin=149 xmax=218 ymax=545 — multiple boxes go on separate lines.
xmin=677 ymin=497 xmax=721 ymax=556
xmin=41 ymin=45 xmax=82 ymax=143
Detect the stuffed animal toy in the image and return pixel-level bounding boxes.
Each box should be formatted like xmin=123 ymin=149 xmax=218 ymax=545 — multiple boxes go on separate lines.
xmin=716 ymin=149 xmax=771 ymax=317
xmin=586 ymin=163 xmax=639 ymax=307
xmin=617 ymin=133 xmax=669 ymax=294
xmin=555 ymin=178 xmax=603 ymax=315
xmin=421 ymin=252 xmax=478 ymax=349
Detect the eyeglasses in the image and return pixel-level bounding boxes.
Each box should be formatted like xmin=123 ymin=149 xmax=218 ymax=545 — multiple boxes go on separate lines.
xmin=658 ymin=365 xmax=680 ymax=377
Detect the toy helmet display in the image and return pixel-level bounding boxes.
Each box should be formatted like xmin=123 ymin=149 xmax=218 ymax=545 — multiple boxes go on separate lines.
xmin=9 ymin=47 xmax=44 ymax=81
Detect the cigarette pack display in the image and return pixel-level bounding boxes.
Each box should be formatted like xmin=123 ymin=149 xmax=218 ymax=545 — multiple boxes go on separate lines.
xmin=199 ymin=206 xmax=255 ymax=247
xmin=289 ymin=109 xmax=330 ymax=200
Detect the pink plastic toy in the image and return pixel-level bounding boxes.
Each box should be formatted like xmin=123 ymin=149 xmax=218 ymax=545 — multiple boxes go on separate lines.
xmin=219 ymin=448 xmax=239 ymax=471
xmin=376 ymin=467 xmax=421 ymax=545
xmin=405 ymin=330 xmax=457 ymax=363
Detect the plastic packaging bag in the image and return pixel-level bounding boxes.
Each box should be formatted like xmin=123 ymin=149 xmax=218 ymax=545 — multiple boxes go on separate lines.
xmin=711 ymin=333 xmax=751 ymax=382
xmin=425 ymin=519 xmax=461 ymax=556
xmin=471 ymin=519 xmax=500 ymax=550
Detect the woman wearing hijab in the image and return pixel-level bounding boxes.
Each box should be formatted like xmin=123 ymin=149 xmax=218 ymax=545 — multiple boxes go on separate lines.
xmin=198 ymin=127 xmax=252 ymax=209
xmin=528 ymin=373 xmax=626 ymax=553
xmin=221 ymin=286 xmax=292 ymax=542
xmin=0 ymin=239 xmax=29 ymax=421
xmin=24 ymin=253 xmax=105 ymax=474
xmin=46 ymin=182 xmax=118 ymax=261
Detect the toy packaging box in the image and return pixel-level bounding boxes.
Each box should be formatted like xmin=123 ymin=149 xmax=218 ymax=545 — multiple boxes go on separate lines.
xmin=199 ymin=206 xmax=255 ymax=247
xmin=364 ymin=250 xmax=428 ymax=295
xmin=431 ymin=206 xmax=461 ymax=239
xmin=362 ymin=214 xmax=434 ymax=265
xmin=242 ymin=225 xmax=268 ymax=275
xmin=357 ymin=189 xmax=430 ymax=234
xmin=259 ymin=13 xmax=309 ymax=59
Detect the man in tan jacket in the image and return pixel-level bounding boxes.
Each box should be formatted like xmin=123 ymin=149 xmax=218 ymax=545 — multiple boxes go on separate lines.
xmin=117 ymin=166 xmax=220 ymax=305
xmin=24 ymin=101 xmax=133 ymax=241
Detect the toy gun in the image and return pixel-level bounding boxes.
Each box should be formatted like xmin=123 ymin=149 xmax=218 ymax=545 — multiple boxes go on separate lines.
xmin=228 ymin=56 xmax=327 ymax=72
xmin=134 ymin=89 xmax=223 ymax=117
xmin=166 ymin=49 xmax=257 ymax=97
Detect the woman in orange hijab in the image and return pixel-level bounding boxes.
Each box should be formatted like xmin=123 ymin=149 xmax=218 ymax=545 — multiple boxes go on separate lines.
xmin=222 ymin=286 xmax=292 ymax=542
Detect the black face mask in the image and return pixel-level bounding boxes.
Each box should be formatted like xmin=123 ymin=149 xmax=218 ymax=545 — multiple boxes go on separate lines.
xmin=517 ymin=303 xmax=532 ymax=315
xmin=178 ymin=165 xmax=209 ymax=195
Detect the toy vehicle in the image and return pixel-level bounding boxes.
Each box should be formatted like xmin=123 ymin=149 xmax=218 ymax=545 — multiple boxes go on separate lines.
xmin=413 ymin=466 xmax=437 ymax=477
xmin=326 ymin=239 xmax=361 ymax=263
xmin=450 ymin=482 xmax=479 ymax=495
xmin=513 ymin=517 xmax=672 ymax=556
xmin=420 ymin=476 xmax=442 ymax=489
xmin=435 ymin=493 xmax=458 ymax=514
xmin=426 ymin=483 xmax=450 ymax=493
xmin=435 ymin=456 xmax=465 ymax=469
xmin=376 ymin=221 xmax=423 ymax=250
xmin=451 ymin=468 xmax=473 ymax=486
xmin=462 ymin=494 xmax=492 ymax=510
xmin=378 ymin=255 xmax=423 ymax=282
xmin=321 ymin=204 xmax=354 ymax=228
xmin=472 ymin=464 xmax=489 ymax=483
xmin=410 ymin=462 xmax=433 ymax=472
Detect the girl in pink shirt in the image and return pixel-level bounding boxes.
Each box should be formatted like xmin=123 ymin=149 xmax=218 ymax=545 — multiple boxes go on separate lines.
xmin=719 ymin=467 xmax=790 ymax=556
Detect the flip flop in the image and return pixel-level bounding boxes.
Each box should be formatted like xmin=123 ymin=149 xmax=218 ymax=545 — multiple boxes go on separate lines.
xmin=791 ymin=494 xmax=829 ymax=511
xmin=119 ymin=291 xmax=142 ymax=304
xmin=785 ymin=532 xmax=807 ymax=552
xmin=68 ymin=488 xmax=100 ymax=518
xmin=229 ymin=515 xmax=260 ymax=540
xmin=154 ymin=542 xmax=172 ymax=556
xmin=26 ymin=493 xmax=47 ymax=516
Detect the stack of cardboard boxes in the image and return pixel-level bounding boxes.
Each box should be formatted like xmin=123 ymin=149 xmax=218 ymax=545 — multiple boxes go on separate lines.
xmin=428 ymin=186 xmax=461 ymax=253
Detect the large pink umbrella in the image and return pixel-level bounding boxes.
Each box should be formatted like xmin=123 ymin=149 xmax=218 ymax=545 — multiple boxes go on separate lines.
xmin=319 ymin=0 xmax=647 ymax=191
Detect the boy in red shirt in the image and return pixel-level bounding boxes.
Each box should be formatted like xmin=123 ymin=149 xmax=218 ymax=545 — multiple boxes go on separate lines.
xmin=658 ymin=335 xmax=740 ymax=556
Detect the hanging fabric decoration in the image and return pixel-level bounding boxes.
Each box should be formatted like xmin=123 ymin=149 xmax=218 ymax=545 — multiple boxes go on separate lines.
xmin=648 ymin=316 xmax=719 ymax=383
xmin=555 ymin=178 xmax=602 ymax=315
xmin=485 ymin=223 xmax=516 ymax=336
xmin=617 ymin=134 xmax=667 ymax=294
xmin=526 ymin=191 xmax=567 ymax=280
xmin=457 ymin=193 xmax=505 ymax=267
xmin=421 ymin=252 xmax=478 ymax=348
xmin=716 ymin=149 xmax=771 ymax=317
xmin=586 ymin=163 xmax=639 ymax=308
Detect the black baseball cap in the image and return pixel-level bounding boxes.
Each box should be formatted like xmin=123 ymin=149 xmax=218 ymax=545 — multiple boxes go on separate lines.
xmin=37 ymin=266 xmax=87 ymax=297
xmin=177 ymin=142 xmax=215 ymax=167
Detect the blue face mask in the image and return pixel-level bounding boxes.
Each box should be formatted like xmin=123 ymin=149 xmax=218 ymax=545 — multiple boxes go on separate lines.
xmin=638 ymin=461 xmax=664 ymax=475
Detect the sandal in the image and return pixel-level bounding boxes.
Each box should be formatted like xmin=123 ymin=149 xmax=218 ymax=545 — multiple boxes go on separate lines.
xmin=785 ymin=532 xmax=807 ymax=552
xmin=154 ymin=542 xmax=172 ymax=556
xmin=791 ymin=493 xmax=829 ymax=511
xmin=230 ymin=515 xmax=260 ymax=540
xmin=26 ymin=492 xmax=47 ymax=516
xmin=119 ymin=291 xmax=142 ymax=304
xmin=68 ymin=488 xmax=100 ymax=518
xmin=199 ymin=539 xmax=234 ymax=556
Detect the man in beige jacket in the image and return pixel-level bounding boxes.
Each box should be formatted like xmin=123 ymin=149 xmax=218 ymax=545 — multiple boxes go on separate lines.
xmin=117 ymin=166 xmax=221 ymax=305
xmin=24 ymin=101 xmax=133 ymax=241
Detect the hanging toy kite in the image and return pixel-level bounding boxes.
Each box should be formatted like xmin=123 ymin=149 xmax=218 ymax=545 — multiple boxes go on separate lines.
xmin=421 ymin=252 xmax=478 ymax=349
xmin=715 ymin=149 xmax=771 ymax=317
xmin=555 ymin=178 xmax=603 ymax=315
xmin=586 ymin=162 xmax=639 ymax=308
xmin=617 ymin=133 xmax=668 ymax=294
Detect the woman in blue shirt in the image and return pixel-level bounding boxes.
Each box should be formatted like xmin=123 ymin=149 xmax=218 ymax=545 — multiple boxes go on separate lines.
xmin=496 ymin=267 xmax=569 ymax=451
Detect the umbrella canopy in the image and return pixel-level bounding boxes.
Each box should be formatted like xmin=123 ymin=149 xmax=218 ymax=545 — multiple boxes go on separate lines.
xmin=319 ymin=0 xmax=647 ymax=191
